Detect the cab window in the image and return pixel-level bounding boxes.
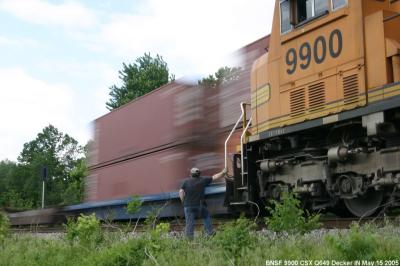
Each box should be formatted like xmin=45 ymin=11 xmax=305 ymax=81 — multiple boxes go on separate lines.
xmin=280 ymin=0 xmax=292 ymax=34
xmin=331 ymin=0 xmax=347 ymax=10
xmin=315 ymin=0 xmax=329 ymax=15
xmin=280 ymin=0 xmax=330 ymax=34
xmin=297 ymin=0 xmax=329 ymax=23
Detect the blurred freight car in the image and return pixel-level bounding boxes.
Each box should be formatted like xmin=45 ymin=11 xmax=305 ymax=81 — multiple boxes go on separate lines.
xmin=85 ymin=36 xmax=270 ymax=210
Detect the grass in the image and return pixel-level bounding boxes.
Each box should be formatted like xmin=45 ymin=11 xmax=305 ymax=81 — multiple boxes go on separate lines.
xmin=1 ymin=221 xmax=400 ymax=266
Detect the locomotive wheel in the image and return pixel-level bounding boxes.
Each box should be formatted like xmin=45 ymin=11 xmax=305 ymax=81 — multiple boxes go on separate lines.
xmin=343 ymin=190 xmax=384 ymax=217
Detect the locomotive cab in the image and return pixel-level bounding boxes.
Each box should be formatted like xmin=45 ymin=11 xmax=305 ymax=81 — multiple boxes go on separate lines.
xmin=227 ymin=0 xmax=400 ymax=217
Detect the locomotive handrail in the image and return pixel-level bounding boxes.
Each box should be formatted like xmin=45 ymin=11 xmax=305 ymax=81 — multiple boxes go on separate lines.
xmin=224 ymin=103 xmax=246 ymax=170
xmin=241 ymin=116 xmax=252 ymax=186
xmin=383 ymin=12 xmax=400 ymax=22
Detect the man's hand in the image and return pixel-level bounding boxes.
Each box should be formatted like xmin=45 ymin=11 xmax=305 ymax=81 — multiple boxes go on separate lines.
xmin=212 ymin=168 xmax=228 ymax=181
xmin=179 ymin=189 xmax=185 ymax=203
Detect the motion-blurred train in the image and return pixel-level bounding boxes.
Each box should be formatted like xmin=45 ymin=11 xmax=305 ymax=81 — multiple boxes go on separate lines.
xmin=226 ymin=0 xmax=400 ymax=217
xmin=79 ymin=35 xmax=268 ymax=220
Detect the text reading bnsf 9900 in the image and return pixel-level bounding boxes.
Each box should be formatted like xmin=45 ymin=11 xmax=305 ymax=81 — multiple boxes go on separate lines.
xmin=285 ymin=29 xmax=343 ymax=75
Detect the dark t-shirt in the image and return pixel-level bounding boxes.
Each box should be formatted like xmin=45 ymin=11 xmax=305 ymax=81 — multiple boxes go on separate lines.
xmin=180 ymin=176 xmax=213 ymax=207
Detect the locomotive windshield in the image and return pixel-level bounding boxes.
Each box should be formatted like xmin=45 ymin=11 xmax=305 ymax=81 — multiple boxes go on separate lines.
xmin=297 ymin=0 xmax=329 ymax=22
xmin=280 ymin=0 xmax=348 ymax=34
xmin=332 ymin=0 xmax=347 ymax=10
xmin=280 ymin=0 xmax=292 ymax=33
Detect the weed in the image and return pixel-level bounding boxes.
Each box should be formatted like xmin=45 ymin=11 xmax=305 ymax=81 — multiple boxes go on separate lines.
xmin=144 ymin=207 xmax=159 ymax=230
xmin=266 ymin=192 xmax=321 ymax=234
xmin=212 ymin=215 xmax=256 ymax=261
xmin=1 ymin=223 xmax=400 ymax=265
xmin=0 ymin=212 xmax=9 ymax=243
xmin=326 ymin=223 xmax=379 ymax=260
xmin=154 ymin=222 xmax=170 ymax=236
xmin=93 ymin=238 xmax=147 ymax=266
xmin=65 ymin=214 xmax=103 ymax=246
xmin=126 ymin=196 xmax=142 ymax=215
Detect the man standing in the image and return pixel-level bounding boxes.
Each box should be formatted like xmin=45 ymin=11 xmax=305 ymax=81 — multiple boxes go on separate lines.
xmin=179 ymin=167 xmax=227 ymax=238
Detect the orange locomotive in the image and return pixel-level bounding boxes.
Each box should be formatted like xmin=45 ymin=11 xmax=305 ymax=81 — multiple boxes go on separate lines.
xmin=226 ymin=0 xmax=400 ymax=217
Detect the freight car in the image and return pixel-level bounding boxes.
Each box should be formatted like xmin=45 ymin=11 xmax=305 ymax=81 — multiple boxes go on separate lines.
xmin=226 ymin=0 xmax=400 ymax=217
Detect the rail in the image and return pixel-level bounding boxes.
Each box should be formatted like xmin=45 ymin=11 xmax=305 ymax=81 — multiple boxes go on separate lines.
xmin=384 ymin=12 xmax=400 ymax=22
xmin=11 ymin=216 xmax=396 ymax=234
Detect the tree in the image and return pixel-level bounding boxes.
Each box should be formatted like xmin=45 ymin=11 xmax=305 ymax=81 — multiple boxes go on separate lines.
xmin=0 ymin=125 xmax=88 ymax=209
xmin=198 ymin=66 xmax=242 ymax=88
xmin=61 ymin=159 xmax=87 ymax=205
xmin=17 ymin=125 xmax=85 ymax=207
xmin=106 ymin=53 xmax=175 ymax=110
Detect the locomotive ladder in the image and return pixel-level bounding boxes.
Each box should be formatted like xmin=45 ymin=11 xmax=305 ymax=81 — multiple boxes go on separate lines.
xmin=224 ymin=102 xmax=252 ymax=204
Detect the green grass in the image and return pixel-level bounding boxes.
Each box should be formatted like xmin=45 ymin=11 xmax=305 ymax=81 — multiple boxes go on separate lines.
xmin=1 ymin=222 xmax=400 ymax=266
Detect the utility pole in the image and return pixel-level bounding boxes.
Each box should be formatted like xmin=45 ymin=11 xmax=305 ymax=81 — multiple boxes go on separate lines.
xmin=41 ymin=166 xmax=48 ymax=209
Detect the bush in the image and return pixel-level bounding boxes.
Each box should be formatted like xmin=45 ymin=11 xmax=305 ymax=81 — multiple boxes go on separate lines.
xmin=154 ymin=222 xmax=170 ymax=236
xmin=144 ymin=207 xmax=159 ymax=230
xmin=0 ymin=212 xmax=10 ymax=242
xmin=326 ymin=223 xmax=379 ymax=260
xmin=65 ymin=214 xmax=103 ymax=246
xmin=93 ymin=238 xmax=147 ymax=266
xmin=126 ymin=196 xmax=142 ymax=215
xmin=266 ymin=192 xmax=321 ymax=234
xmin=212 ymin=215 xmax=256 ymax=261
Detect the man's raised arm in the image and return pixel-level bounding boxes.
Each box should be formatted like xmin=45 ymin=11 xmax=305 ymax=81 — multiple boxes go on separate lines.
xmin=212 ymin=168 xmax=228 ymax=181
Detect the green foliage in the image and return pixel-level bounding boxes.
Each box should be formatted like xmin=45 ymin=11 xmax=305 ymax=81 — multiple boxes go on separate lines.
xmin=18 ymin=125 xmax=85 ymax=207
xmin=326 ymin=223 xmax=379 ymax=260
xmin=0 ymin=190 xmax=34 ymax=209
xmin=126 ymin=195 xmax=142 ymax=215
xmin=93 ymin=238 xmax=147 ymax=266
xmin=1 ymin=223 xmax=400 ymax=265
xmin=0 ymin=212 xmax=10 ymax=242
xmin=65 ymin=214 xmax=103 ymax=246
xmin=154 ymin=222 xmax=170 ymax=236
xmin=198 ymin=66 xmax=241 ymax=88
xmin=266 ymin=192 xmax=321 ymax=234
xmin=212 ymin=215 xmax=256 ymax=260
xmin=0 ymin=160 xmax=30 ymax=208
xmin=150 ymin=222 xmax=170 ymax=241
xmin=62 ymin=159 xmax=88 ymax=205
xmin=144 ymin=207 xmax=160 ymax=230
xmin=147 ymin=222 xmax=171 ymax=253
xmin=0 ymin=125 xmax=87 ymax=209
xmin=106 ymin=53 xmax=174 ymax=110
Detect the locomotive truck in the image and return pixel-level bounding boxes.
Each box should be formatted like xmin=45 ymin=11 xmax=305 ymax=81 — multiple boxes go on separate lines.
xmin=226 ymin=0 xmax=400 ymax=217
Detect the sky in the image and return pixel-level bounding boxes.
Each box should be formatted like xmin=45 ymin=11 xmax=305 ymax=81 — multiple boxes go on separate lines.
xmin=0 ymin=0 xmax=274 ymax=161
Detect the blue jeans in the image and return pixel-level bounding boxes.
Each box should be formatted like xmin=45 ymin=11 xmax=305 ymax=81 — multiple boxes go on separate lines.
xmin=184 ymin=205 xmax=213 ymax=238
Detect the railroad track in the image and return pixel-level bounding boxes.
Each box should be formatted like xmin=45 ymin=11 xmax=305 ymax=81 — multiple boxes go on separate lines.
xmin=10 ymin=216 xmax=400 ymax=234
xmin=9 ymin=218 xmax=230 ymax=234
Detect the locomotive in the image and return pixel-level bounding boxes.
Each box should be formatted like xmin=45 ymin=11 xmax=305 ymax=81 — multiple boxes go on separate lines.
xmin=226 ymin=0 xmax=400 ymax=217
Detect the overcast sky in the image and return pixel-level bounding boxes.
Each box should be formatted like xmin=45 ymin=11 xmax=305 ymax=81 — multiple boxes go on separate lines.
xmin=0 ymin=0 xmax=274 ymax=161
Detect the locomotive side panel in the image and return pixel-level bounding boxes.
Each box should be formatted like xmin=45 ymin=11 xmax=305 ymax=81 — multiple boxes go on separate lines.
xmin=253 ymin=0 xmax=368 ymax=134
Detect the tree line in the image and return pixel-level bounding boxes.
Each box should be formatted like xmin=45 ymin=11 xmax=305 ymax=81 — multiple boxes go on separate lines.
xmin=0 ymin=125 xmax=87 ymax=209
